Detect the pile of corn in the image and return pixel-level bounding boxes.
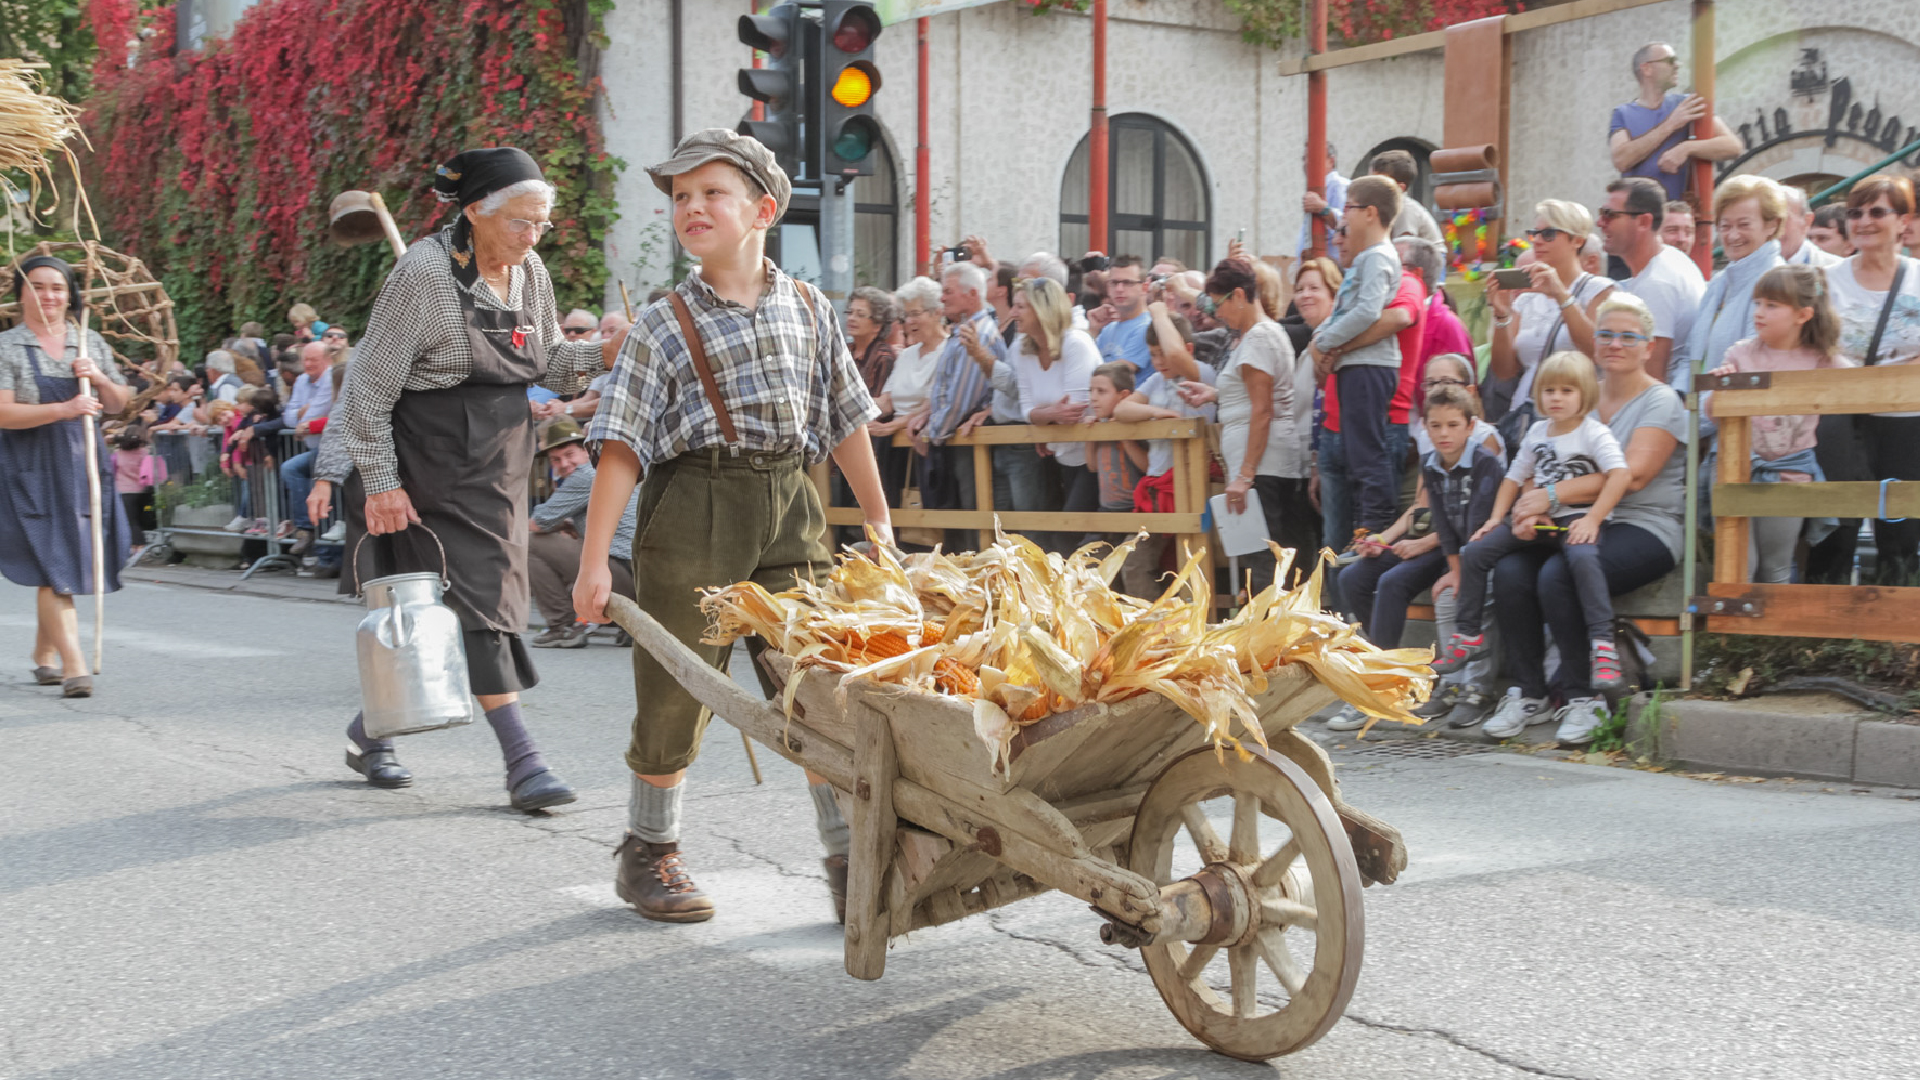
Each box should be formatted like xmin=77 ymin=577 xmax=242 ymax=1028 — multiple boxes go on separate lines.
xmin=700 ymin=530 xmax=1432 ymax=756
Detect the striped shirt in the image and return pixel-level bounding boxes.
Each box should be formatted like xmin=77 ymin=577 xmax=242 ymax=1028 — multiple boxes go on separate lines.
xmin=921 ymin=307 xmax=1006 ymax=443
xmin=332 ymin=226 xmax=604 ymax=495
xmin=587 ymin=261 xmax=876 ymax=474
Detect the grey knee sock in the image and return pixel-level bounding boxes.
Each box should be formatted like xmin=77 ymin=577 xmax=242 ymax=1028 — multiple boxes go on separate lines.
xmin=629 ymin=775 xmax=683 ymax=844
xmin=346 ymin=712 xmax=392 ymax=754
xmin=810 ymin=782 xmax=851 ymax=857
xmin=484 ymin=702 xmax=547 ymax=789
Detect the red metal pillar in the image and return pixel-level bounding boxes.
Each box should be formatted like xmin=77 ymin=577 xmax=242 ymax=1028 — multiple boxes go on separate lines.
xmin=1689 ymin=0 xmax=1715 ymax=278
xmin=1089 ymin=0 xmax=1109 ymax=255
xmin=916 ymin=16 xmax=931 ymax=276
xmin=1306 ymin=0 xmax=1329 ymax=258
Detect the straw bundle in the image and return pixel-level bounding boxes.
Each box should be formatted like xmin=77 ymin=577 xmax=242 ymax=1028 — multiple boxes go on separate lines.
xmin=0 ymin=58 xmax=91 ymax=232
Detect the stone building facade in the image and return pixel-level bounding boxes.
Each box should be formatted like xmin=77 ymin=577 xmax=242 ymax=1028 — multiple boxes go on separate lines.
xmin=596 ymin=0 xmax=1920 ymax=300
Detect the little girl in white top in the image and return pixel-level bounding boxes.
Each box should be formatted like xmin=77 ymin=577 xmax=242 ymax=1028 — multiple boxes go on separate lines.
xmin=1434 ymin=351 xmax=1634 ymax=694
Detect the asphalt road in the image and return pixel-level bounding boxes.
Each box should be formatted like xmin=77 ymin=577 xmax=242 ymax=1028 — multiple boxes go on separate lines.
xmin=3 ymin=579 xmax=1918 ymax=1080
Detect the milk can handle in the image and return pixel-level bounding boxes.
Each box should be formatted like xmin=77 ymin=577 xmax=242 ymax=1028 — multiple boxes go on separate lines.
xmin=351 ymin=524 xmax=453 ymax=593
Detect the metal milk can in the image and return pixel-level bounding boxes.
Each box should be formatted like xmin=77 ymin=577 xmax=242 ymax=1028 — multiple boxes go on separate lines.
xmin=354 ymin=531 xmax=473 ymax=739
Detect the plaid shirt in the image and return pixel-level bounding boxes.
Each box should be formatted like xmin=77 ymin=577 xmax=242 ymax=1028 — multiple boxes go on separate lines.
xmin=333 ymin=227 xmax=603 ymax=495
xmin=587 ymin=261 xmax=876 ymax=474
xmin=921 ymin=307 xmax=1007 ymax=443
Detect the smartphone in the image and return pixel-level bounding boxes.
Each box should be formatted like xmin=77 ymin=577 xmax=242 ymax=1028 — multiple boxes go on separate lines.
xmin=1493 ymin=267 xmax=1533 ymax=290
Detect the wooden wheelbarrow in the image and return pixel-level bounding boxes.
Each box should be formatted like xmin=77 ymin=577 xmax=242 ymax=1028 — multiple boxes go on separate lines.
xmin=605 ymin=594 xmax=1407 ymax=1062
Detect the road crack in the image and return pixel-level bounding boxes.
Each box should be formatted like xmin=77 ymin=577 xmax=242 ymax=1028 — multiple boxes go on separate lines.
xmin=1339 ymin=1011 xmax=1596 ymax=1079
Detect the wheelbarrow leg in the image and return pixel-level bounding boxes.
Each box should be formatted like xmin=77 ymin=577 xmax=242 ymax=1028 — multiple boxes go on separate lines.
xmin=845 ymin=704 xmax=897 ymax=980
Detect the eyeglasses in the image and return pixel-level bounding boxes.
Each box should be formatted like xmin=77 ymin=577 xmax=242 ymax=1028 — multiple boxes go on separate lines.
xmin=1199 ymin=295 xmax=1222 ymax=316
xmin=1422 ymin=377 xmax=1471 ymax=388
xmin=1595 ymin=208 xmax=1648 ymax=223
xmin=1594 ymin=329 xmax=1652 ymax=345
xmin=1846 ymin=206 xmax=1899 ymax=221
xmin=561 ymin=326 xmax=594 ymax=336
xmin=1525 ymin=227 xmax=1569 ymax=242
xmin=322 ymin=331 xmax=347 ymax=340
xmin=508 ymin=218 xmax=555 ymax=238
xmin=1106 ymin=276 xmax=1144 ymax=289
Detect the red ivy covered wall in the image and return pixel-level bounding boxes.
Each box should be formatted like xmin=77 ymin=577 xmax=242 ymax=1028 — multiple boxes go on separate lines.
xmin=81 ymin=0 xmax=620 ymax=352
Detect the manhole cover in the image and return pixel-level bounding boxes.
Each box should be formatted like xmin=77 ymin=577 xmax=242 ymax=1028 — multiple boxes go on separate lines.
xmin=1343 ymin=739 xmax=1492 ymax=760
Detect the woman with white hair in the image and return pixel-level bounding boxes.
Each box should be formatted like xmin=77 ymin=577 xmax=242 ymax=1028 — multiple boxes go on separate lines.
xmin=204 ymin=349 xmax=244 ymax=403
xmin=868 ymin=276 xmax=945 ymax=502
xmin=317 ymin=146 xmax=626 ymax=808
xmin=1670 ymin=174 xmax=1786 ymax=390
xmin=1484 ymin=199 xmax=1616 ymax=429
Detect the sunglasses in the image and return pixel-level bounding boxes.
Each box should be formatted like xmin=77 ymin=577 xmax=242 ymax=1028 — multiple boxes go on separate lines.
xmin=1525 ymin=227 xmax=1569 ymax=242
xmin=1199 ymin=294 xmax=1222 ymax=316
xmin=562 ymin=326 xmax=595 ymax=336
xmin=1846 ymin=206 xmax=1899 ymax=221
xmin=1595 ymin=207 xmax=1648 ymax=223
xmin=1594 ymin=329 xmax=1652 ymax=345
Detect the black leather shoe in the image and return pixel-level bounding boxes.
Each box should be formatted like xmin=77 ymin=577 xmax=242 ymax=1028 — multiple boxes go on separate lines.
xmin=509 ymin=769 xmax=577 ymax=811
xmin=345 ymin=747 xmax=413 ymax=788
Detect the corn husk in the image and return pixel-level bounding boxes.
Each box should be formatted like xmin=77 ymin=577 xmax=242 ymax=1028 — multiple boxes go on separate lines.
xmin=701 ymin=527 xmax=1432 ymax=752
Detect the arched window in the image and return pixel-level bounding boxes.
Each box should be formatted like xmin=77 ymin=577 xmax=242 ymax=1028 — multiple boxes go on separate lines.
xmin=853 ymin=141 xmax=899 ymax=289
xmin=1060 ymin=114 xmax=1210 ymax=269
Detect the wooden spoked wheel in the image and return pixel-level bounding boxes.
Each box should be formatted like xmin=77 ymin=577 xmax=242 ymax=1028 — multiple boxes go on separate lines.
xmin=1127 ymin=746 xmax=1364 ymax=1061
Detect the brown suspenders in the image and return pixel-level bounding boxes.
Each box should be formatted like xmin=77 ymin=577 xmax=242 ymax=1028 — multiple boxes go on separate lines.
xmin=666 ymin=281 xmax=818 ymax=449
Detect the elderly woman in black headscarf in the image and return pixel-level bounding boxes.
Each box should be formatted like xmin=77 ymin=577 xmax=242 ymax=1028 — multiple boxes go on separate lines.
xmin=314 ymin=147 xmax=627 ymax=808
xmin=0 ymin=255 xmax=132 ymax=698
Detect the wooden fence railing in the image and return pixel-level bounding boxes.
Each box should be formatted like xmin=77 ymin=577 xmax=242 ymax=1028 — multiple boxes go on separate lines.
xmin=808 ymin=418 xmax=1217 ymax=601
xmin=1695 ymin=364 xmax=1920 ymax=642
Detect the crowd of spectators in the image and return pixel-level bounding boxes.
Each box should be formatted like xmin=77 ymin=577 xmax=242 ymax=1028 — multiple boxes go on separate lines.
xmin=82 ymin=36 xmax=1920 ymax=741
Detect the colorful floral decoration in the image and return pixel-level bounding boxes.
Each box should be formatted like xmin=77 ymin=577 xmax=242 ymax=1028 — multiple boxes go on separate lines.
xmin=1441 ymin=207 xmax=1528 ymax=282
xmin=79 ymin=0 xmax=621 ymax=351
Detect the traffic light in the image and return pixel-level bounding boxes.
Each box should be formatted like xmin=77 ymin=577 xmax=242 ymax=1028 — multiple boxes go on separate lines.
xmin=737 ymin=3 xmax=804 ymax=178
xmin=816 ymin=2 xmax=883 ymax=178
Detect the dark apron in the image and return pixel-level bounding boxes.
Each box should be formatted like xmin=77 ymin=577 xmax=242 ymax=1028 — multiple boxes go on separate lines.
xmin=0 ymin=344 xmax=130 ymax=595
xmin=343 ymin=283 xmax=547 ymax=695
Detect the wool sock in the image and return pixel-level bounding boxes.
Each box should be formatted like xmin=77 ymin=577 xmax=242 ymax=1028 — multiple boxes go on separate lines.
xmin=810 ymin=781 xmax=851 ymax=858
xmin=484 ymin=702 xmax=547 ymax=789
xmin=346 ymin=712 xmax=392 ymax=754
xmin=629 ymin=775 xmax=683 ymax=844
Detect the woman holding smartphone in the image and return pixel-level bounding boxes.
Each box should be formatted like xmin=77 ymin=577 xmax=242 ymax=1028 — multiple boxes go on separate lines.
xmin=1484 ymin=200 xmax=1616 ymax=429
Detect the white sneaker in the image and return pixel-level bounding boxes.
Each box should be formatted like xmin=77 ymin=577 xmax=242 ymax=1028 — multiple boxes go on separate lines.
xmin=222 ymin=515 xmax=249 ymax=532
xmin=1554 ymin=697 xmax=1610 ymax=746
xmin=1482 ymin=687 xmax=1554 ymax=739
xmin=1324 ymin=704 xmax=1369 ymax=731
xmin=320 ymin=522 xmax=346 ymax=543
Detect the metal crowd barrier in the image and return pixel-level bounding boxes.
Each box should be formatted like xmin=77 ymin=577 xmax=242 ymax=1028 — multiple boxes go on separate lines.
xmin=147 ymin=428 xmax=342 ymax=579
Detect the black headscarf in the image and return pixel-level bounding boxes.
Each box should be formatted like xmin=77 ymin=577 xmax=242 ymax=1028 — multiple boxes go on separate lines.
xmin=11 ymin=254 xmax=84 ymax=315
xmin=433 ymin=147 xmax=544 ymax=208
xmin=434 ymin=147 xmax=547 ymax=289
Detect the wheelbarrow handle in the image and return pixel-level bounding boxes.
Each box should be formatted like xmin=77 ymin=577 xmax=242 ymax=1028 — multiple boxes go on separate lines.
xmin=603 ymin=593 xmax=800 ymax=757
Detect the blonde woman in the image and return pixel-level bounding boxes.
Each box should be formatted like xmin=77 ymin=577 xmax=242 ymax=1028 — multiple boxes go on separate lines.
xmin=1013 ymin=277 xmax=1101 ymax=549
xmin=1485 ymin=199 xmax=1615 ymax=415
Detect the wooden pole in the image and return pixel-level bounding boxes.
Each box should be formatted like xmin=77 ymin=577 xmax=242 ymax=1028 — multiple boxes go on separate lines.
xmin=915 ymin=16 xmax=932 ymax=276
xmin=75 ymin=310 xmax=105 ymax=674
xmin=618 ymin=279 xmax=635 ymax=322
xmin=1688 ymin=0 xmax=1716 ymax=279
xmin=367 ymin=192 xmax=408 ymax=260
xmin=1306 ymin=0 xmax=1330 ymax=258
xmin=1088 ymin=0 xmax=1109 ymax=256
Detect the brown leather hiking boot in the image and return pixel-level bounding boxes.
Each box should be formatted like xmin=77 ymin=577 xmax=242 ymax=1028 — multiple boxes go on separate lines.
xmin=823 ymin=854 xmax=848 ymax=925
xmin=614 ymin=834 xmax=715 ymax=923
